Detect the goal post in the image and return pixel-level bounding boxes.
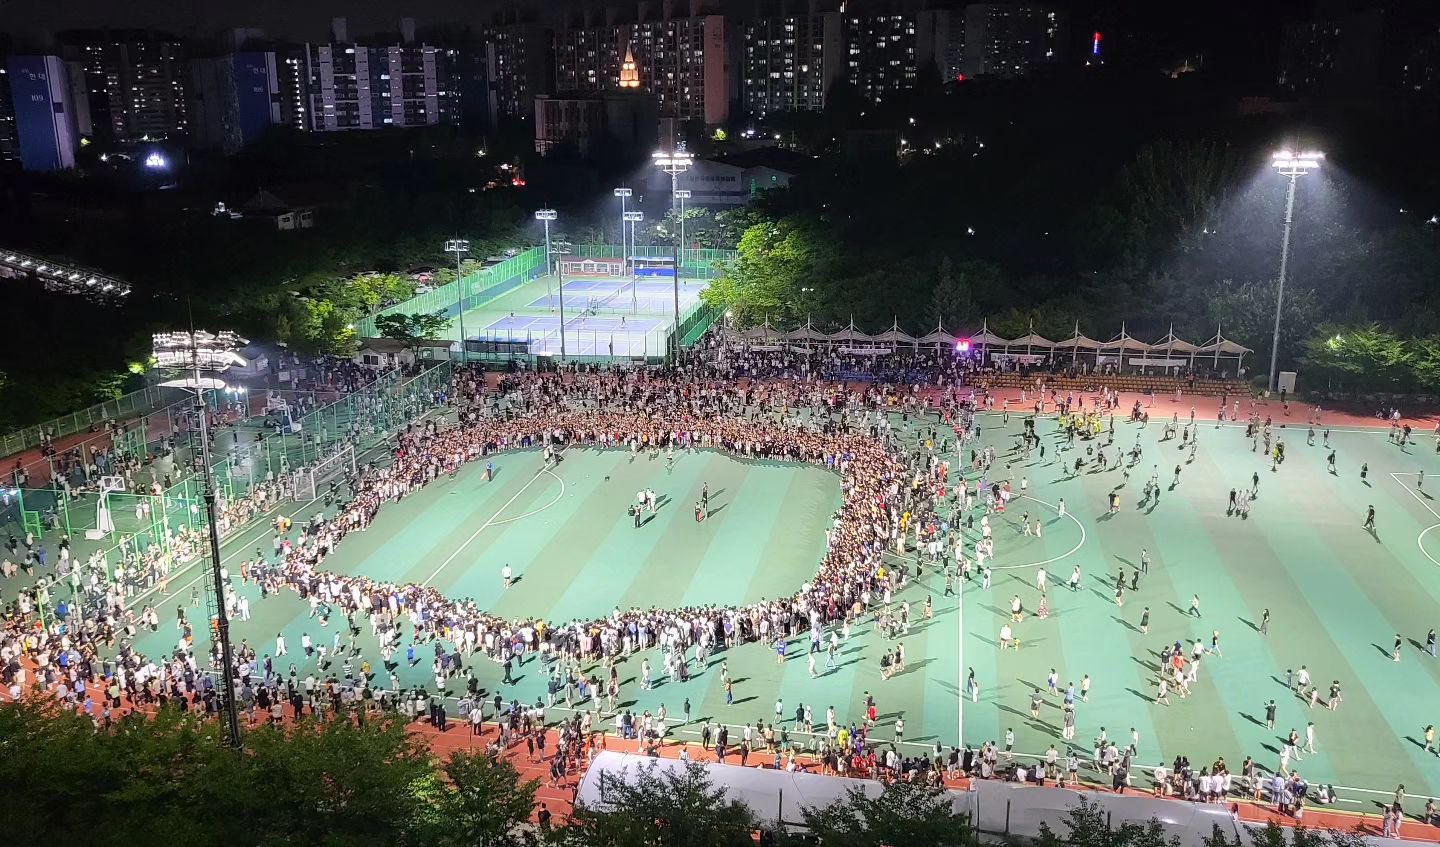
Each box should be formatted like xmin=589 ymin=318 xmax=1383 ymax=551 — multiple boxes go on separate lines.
xmin=291 ymin=443 xmax=357 ymax=502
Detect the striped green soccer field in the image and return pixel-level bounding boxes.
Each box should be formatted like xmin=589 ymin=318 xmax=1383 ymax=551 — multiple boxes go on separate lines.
xmin=134 ymin=412 xmax=1440 ymax=804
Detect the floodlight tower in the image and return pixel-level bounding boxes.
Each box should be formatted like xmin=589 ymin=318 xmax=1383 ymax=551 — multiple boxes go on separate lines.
xmin=613 ymin=187 xmax=633 ymax=277
xmin=151 ymin=329 xmax=248 ymax=750
xmin=653 ymin=147 xmax=693 ymax=365
xmin=1268 ymin=150 xmax=1323 ymax=393
xmin=674 ymin=189 xmax=692 ymax=271
xmin=444 ymin=239 xmax=470 ymax=362
xmin=623 ymin=210 xmax=644 ymax=313
xmin=535 ymin=209 xmax=557 ymax=306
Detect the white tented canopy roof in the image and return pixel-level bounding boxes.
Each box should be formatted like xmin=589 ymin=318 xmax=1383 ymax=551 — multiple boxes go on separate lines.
xmin=1055 ymin=333 xmax=1103 ymax=350
xmin=918 ymin=329 xmax=958 ymax=346
xmin=783 ymin=324 xmax=828 ymax=342
xmin=1009 ymin=333 xmax=1056 ymax=348
xmin=873 ymin=328 xmax=918 ymax=344
xmin=1197 ymin=337 xmax=1252 ymax=355
xmin=1102 ymin=330 xmax=1151 ymax=353
xmin=741 ymin=323 xmax=778 ymax=341
xmin=826 ymin=326 xmax=872 ymax=343
xmin=1151 ymin=328 xmax=1201 ymax=354
xmin=970 ymin=327 xmax=1010 ymax=346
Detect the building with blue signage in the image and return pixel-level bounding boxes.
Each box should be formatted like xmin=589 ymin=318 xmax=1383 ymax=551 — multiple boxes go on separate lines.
xmin=6 ymin=55 xmax=79 ymax=171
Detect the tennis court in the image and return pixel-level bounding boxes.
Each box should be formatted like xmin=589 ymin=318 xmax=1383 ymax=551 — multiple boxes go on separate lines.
xmin=476 ymin=315 xmax=669 ymax=356
xmin=524 ymin=278 xmax=707 ymax=315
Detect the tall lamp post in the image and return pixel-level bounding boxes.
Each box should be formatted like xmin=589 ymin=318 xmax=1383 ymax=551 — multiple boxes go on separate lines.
xmin=674 ymin=188 xmax=691 ymax=272
xmin=445 ymin=239 xmax=470 ymax=362
xmin=535 ymin=209 xmax=557 ymax=309
xmin=152 ymin=330 xmax=248 ymax=750
xmin=1267 ymin=150 xmax=1322 ymax=393
xmin=623 ymin=210 xmax=644 ymax=313
xmin=613 ymin=187 xmax=633 ymax=277
xmin=653 ymin=147 xmax=693 ymax=365
xmin=552 ymin=240 xmax=572 ymax=360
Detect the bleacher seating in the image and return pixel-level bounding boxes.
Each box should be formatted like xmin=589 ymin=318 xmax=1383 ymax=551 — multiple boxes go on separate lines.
xmin=981 ymin=371 xmax=1246 ymax=397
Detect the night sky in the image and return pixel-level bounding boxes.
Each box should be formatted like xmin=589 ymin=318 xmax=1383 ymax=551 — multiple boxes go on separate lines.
xmin=4 ymin=0 xmax=1319 ymax=89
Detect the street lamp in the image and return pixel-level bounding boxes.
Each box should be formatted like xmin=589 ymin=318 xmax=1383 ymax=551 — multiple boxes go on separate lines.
xmin=535 ymin=209 xmax=557 ymax=308
xmin=653 ymin=148 xmax=693 ymax=365
xmin=444 ymin=239 xmax=470 ymax=362
xmin=613 ymin=188 xmax=633 ymax=277
xmin=151 ymin=329 xmax=248 ymax=750
xmin=1267 ymin=149 xmax=1323 ymax=393
xmin=623 ymin=210 xmax=644 ymax=313
xmin=674 ymin=189 xmax=692 ymax=273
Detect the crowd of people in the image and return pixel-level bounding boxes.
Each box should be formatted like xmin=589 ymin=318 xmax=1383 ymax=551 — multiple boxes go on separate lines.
xmin=0 ymin=341 xmax=1427 ymax=832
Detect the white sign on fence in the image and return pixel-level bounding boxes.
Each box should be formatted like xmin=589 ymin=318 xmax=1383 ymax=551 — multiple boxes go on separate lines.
xmin=990 ymin=353 xmax=1048 ymax=366
xmin=1127 ymin=357 xmax=1189 ymax=368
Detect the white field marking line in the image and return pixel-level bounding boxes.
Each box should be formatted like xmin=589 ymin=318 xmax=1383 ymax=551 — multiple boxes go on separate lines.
xmin=488 ymin=468 xmax=566 ymax=526
xmin=986 ymin=494 xmax=1087 ymax=571
xmin=1387 ymin=472 xmax=1440 ymax=568
xmin=133 ymin=427 xmax=422 ymax=606
xmin=957 ymin=570 xmax=965 ymax=750
xmin=421 ymin=456 xmax=560 ymax=587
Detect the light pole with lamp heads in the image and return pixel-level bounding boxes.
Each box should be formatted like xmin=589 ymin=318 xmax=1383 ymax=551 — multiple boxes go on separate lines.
xmin=613 ymin=187 xmax=632 ymax=278
xmin=151 ymin=329 xmax=248 ymax=750
xmin=535 ymin=209 xmax=557 ymax=309
xmin=653 ymin=147 xmax=693 ymax=365
xmin=674 ymin=189 xmax=691 ymax=272
xmin=444 ymin=239 xmax=470 ymax=361
xmin=1267 ymin=150 xmax=1323 ymax=394
xmin=623 ymin=210 xmax=644 ymax=313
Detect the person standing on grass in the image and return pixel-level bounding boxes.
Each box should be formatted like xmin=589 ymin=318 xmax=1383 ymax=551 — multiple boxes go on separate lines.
xmin=1365 ymin=504 xmax=1377 ymax=533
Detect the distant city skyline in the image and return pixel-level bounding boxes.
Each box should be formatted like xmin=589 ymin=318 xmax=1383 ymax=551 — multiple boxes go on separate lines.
xmin=4 ymin=0 xmax=1313 ymax=88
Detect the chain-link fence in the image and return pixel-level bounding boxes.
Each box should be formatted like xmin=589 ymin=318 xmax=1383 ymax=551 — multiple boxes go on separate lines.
xmin=355 ymin=249 xmax=546 ymax=337
xmin=3 ymin=362 xmax=455 ymax=598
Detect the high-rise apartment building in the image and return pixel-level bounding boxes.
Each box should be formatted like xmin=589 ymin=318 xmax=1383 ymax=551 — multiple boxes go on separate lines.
xmin=0 ymin=64 xmax=18 ymax=165
xmin=740 ymin=13 xmax=842 ymax=116
xmin=841 ymin=11 xmax=949 ymax=104
xmin=190 ymin=50 xmax=306 ymax=152
xmin=1278 ymin=2 xmax=1440 ymax=98
xmin=958 ymin=3 xmax=1066 ymax=79
xmin=551 ymin=15 xmax=731 ymax=126
xmin=5 ymin=55 xmax=80 ymax=171
xmin=61 ymin=31 xmax=190 ymax=142
xmin=487 ymin=23 xmax=551 ymax=118
xmin=300 ymin=42 xmax=458 ymax=132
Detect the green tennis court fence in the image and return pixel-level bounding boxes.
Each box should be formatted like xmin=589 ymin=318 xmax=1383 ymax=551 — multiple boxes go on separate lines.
xmin=356 ymin=250 xmax=546 ymax=337
xmin=0 ymin=384 xmax=177 ymax=463
xmin=8 ymin=362 xmax=456 ymax=590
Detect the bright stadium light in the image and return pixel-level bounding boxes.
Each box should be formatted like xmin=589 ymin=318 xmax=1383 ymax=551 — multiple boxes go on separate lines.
xmin=1266 ymin=148 xmax=1323 ymax=393
xmin=613 ymin=188 xmax=633 ymax=278
xmin=445 ymin=239 xmax=470 ymax=361
xmin=535 ymin=209 xmax=558 ymax=308
xmin=653 ymin=148 xmax=694 ymax=363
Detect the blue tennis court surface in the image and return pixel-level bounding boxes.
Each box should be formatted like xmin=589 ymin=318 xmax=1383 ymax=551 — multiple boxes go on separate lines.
xmin=477 ymin=314 xmax=669 ymax=356
xmin=525 ymin=279 xmax=707 ymax=315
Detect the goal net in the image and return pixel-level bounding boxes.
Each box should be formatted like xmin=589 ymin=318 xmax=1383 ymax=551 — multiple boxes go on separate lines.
xmin=290 ymin=443 xmax=357 ymax=502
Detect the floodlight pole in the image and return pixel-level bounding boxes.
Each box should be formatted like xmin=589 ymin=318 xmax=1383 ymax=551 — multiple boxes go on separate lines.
xmin=675 ymin=189 xmax=691 ymax=272
xmin=624 ymin=210 xmax=644 ymax=314
xmin=1269 ymin=175 xmax=1296 ymax=394
xmin=614 ymin=187 xmax=632 ymax=278
xmin=654 ymin=148 xmax=692 ymax=367
xmin=191 ymin=358 xmax=241 ymax=750
xmin=535 ymin=210 xmax=557 ymax=310
xmin=445 ymin=239 xmax=470 ymax=363
xmin=1267 ymin=150 xmax=1320 ymax=394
